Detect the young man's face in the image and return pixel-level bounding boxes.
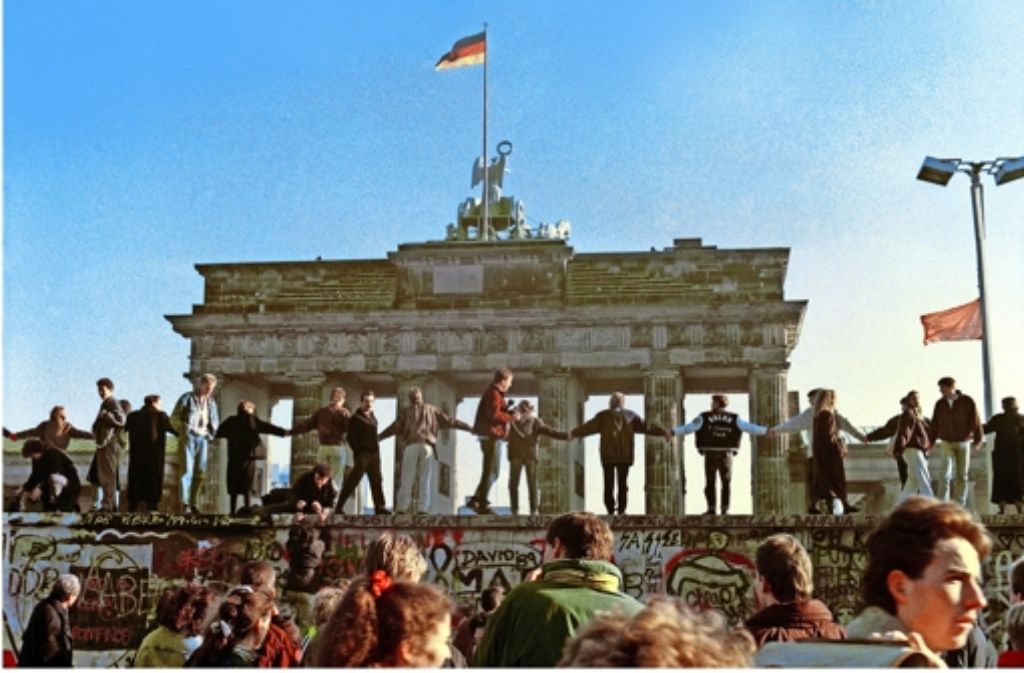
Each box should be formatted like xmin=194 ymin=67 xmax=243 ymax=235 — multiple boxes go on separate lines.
xmin=198 ymin=380 xmax=215 ymax=397
xmin=893 ymin=536 xmax=986 ymax=653
xmin=97 ymin=385 xmax=112 ymax=399
xmin=361 ymin=394 xmax=375 ymax=412
xmin=330 ymin=389 xmax=345 ymax=406
xmin=939 ymin=383 xmax=955 ymax=398
xmin=314 ymin=473 xmax=331 ymax=489
xmin=497 ymin=375 xmax=513 ymax=393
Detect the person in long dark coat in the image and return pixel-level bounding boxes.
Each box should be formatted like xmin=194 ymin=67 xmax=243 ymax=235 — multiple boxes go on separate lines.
xmin=984 ymin=396 xmax=1024 ymax=514
xmin=216 ymin=401 xmax=287 ymax=515
xmin=811 ymin=389 xmax=852 ymax=516
xmin=19 ymin=574 xmax=80 ymax=667
xmin=125 ymin=394 xmax=177 ymax=513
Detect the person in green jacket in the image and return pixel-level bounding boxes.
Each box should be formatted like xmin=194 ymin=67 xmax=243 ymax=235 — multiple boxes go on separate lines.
xmin=134 ymin=584 xmax=216 ymax=667
xmin=472 ymin=512 xmax=643 ymax=667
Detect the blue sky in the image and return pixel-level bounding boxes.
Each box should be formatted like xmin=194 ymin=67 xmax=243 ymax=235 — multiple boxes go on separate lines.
xmin=4 ymin=1 xmax=1023 ymax=513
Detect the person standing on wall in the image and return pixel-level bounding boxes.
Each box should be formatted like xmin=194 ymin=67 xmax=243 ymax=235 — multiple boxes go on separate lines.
xmin=571 ymin=392 xmax=668 ymax=516
xmin=336 ymin=390 xmax=390 ymax=515
xmin=216 ymin=400 xmax=288 ymax=515
xmin=125 ymin=394 xmax=177 ymax=513
xmin=290 ymin=386 xmax=352 ymax=492
xmin=670 ymin=394 xmax=768 ymax=516
xmin=467 ymin=368 xmax=515 ymax=515
xmin=89 ymin=377 xmax=126 ymax=512
xmin=171 ymin=373 xmax=220 ymax=515
xmin=379 ymin=387 xmax=472 ymax=515
xmin=929 ymin=376 xmax=983 ymax=508
xmin=982 ymin=396 xmax=1024 ymax=514
xmin=10 ymin=405 xmax=94 ymax=451
xmin=772 ymin=388 xmax=868 ymax=514
xmin=506 ymin=400 xmax=570 ymax=516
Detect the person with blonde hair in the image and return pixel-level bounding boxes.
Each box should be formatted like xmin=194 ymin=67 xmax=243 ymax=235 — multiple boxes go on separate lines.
xmin=171 ymin=373 xmax=219 ymax=514
xmin=558 ymin=595 xmax=755 ymax=667
xmin=11 ymin=405 xmax=94 ymax=450
xmin=362 ymin=530 xmax=428 ymax=581
xmin=314 ymin=574 xmax=452 ymax=667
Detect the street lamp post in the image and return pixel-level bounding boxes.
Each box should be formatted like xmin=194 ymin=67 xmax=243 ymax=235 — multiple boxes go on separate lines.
xmin=917 ymin=155 xmax=1024 ymax=419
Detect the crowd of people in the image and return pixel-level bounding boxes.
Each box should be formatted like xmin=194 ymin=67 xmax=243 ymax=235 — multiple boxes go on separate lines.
xmin=15 ymin=498 xmax=1024 ymax=668
xmin=4 ymin=368 xmax=1021 ymax=518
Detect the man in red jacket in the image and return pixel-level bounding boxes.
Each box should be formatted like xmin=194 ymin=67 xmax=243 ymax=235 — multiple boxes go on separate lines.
xmin=929 ymin=376 xmax=983 ymax=507
xmin=467 ymin=368 xmax=514 ymax=514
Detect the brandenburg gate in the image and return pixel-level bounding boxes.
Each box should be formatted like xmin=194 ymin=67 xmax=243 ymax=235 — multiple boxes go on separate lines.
xmin=167 ymin=234 xmax=806 ymax=516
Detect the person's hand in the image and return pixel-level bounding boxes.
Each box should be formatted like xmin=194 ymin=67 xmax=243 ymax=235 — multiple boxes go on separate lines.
xmin=295 ymin=499 xmax=307 ymax=512
xmin=311 ymin=501 xmax=323 ymax=514
xmin=318 ymin=509 xmax=330 ymax=524
xmin=664 ymin=430 xmax=673 ymax=441
xmin=524 ymin=567 xmax=543 ymax=582
xmin=972 ymin=441 xmax=983 ymax=453
xmin=765 ymin=428 xmax=777 ymax=439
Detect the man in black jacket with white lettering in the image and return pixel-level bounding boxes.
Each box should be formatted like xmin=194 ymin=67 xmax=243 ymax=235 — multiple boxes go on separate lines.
xmin=671 ymin=394 xmax=768 ymax=515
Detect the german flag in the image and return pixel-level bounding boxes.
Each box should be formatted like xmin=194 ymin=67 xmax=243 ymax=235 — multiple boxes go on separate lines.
xmin=435 ymin=32 xmax=486 ymax=70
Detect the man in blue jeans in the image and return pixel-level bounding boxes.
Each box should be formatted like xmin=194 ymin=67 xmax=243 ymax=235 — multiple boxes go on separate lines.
xmin=467 ymin=368 xmax=514 ymax=514
xmin=172 ymin=373 xmax=219 ymax=514
xmin=929 ymin=376 xmax=983 ymax=508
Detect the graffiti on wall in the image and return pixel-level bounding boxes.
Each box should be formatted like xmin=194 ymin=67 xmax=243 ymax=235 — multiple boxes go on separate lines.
xmin=3 ymin=512 xmax=1022 ymax=666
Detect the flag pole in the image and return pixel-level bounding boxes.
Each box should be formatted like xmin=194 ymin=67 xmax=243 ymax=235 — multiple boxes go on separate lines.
xmin=481 ymin=22 xmax=489 ymax=240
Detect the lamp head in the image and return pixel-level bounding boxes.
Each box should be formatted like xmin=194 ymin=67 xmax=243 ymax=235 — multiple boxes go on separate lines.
xmin=917 ymin=156 xmax=960 ymax=186
xmin=994 ymin=156 xmax=1024 ymax=186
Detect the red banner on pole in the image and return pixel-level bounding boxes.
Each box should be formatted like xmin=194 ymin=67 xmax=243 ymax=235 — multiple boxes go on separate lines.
xmin=921 ymin=298 xmax=982 ymax=345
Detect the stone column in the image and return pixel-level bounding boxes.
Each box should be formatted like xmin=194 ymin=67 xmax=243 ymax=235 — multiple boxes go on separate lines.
xmin=644 ymin=370 xmax=683 ymax=515
xmin=290 ymin=374 xmax=326 ymax=483
xmin=425 ymin=376 xmax=458 ymax=515
xmin=537 ymin=371 xmax=585 ymax=514
xmin=749 ymin=366 xmax=789 ymax=515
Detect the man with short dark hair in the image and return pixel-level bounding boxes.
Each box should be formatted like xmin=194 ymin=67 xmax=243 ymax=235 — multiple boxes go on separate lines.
xmin=467 ymin=368 xmax=515 ymax=514
xmin=292 ymin=463 xmax=337 ymax=520
xmin=336 ymin=390 xmax=389 ymax=515
xmin=671 ymin=394 xmax=768 ymax=516
xmin=930 ymin=376 xmax=983 ymax=507
xmin=90 ymin=377 xmax=126 ymax=511
xmin=19 ymin=573 xmax=80 ymax=666
xmin=472 ymin=512 xmax=643 ymax=667
xmin=745 ymin=534 xmax=845 ymax=646
xmin=17 ymin=440 xmax=81 ymax=513
xmin=571 ymin=393 xmax=668 ymax=516
xmin=845 ymin=496 xmax=990 ymax=664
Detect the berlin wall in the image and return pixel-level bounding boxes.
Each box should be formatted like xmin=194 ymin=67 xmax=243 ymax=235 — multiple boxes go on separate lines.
xmin=4 ymin=512 xmax=1022 ymax=666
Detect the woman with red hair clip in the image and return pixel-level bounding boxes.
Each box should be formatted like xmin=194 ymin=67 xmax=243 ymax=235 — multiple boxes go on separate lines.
xmin=314 ymin=570 xmax=452 ymax=668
